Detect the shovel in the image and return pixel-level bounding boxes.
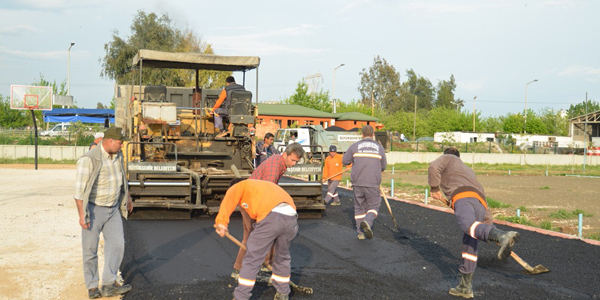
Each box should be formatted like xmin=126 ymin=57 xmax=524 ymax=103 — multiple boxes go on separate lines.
xmin=225 ymin=232 xmax=314 ymax=295
xmin=510 ymin=251 xmax=550 ymax=275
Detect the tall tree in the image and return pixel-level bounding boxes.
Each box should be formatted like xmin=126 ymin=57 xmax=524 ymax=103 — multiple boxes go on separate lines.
xmin=435 ymin=74 xmax=460 ymax=109
xmin=357 ymin=56 xmax=402 ymax=112
xmin=283 ymin=81 xmax=332 ymax=112
xmin=101 ymin=11 xmax=228 ymax=89
xmin=399 ymin=69 xmax=435 ymax=111
xmin=0 ymin=95 xmax=30 ymax=128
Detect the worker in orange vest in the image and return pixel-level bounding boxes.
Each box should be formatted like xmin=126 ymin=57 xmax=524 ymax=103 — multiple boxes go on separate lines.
xmin=322 ymin=145 xmax=344 ymax=206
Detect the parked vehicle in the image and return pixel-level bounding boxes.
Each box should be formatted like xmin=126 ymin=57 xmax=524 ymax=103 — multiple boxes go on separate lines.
xmin=40 ymin=123 xmax=71 ymax=137
xmin=274 ymin=125 xmax=362 ymax=154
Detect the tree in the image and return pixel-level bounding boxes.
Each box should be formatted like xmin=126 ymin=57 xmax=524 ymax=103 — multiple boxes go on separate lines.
xmin=398 ymin=69 xmax=435 ymax=111
xmin=539 ymin=107 xmax=568 ymax=136
xmin=101 ymin=11 xmax=228 ymax=89
xmin=282 ymin=81 xmax=331 ymax=112
xmin=567 ymin=99 xmax=600 ymax=119
xmin=435 ymin=74 xmax=460 ymax=109
xmin=96 ymin=102 xmax=107 ymax=109
xmin=0 ymin=95 xmax=30 ymax=128
xmin=357 ymin=56 xmax=402 ymax=112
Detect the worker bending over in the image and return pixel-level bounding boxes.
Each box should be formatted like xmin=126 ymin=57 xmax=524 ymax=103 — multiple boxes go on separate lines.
xmin=428 ymin=147 xmax=520 ymax=298
xmin=215 ymin=179 xmax=298 ymax=300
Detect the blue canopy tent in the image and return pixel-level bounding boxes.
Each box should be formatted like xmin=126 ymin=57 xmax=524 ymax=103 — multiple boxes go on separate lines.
xmin=42 ymin=109 xmax=115 ymax=124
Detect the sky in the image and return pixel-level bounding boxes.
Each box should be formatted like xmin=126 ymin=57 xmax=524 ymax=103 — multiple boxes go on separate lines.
xmin=1 ymin=0 xmax=599 ymax=117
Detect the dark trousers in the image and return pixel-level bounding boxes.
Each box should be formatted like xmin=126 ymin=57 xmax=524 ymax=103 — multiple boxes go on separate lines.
xmin=454 ymin=197 xmax=493 ymax=274
xmin=325 ymin=180 xmax=340 ymax=203
xmin=352 ymin=186 xmax=381 ymax=233
xmin=234 ymin=212 xmax=298 ymax=300
xmin=234 ymin=209 xmax=275 ymax=270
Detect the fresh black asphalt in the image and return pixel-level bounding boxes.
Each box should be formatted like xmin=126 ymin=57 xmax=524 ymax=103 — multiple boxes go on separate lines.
xmin=121 ymin=180 xmax=600 ymax=299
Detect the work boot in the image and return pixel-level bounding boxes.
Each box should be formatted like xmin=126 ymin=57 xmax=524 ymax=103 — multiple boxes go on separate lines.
xmin=360 ymin=221 xmax=373 ymax=239
xmin=331 ymin=200 xmax=341 ymax=206
xmin=101 ymin=282 xmax=132 ymax=297
xmin=488 ymin=227 xmax=520 ymax=260
xmin=231 ymin=268 xmax=240 ymax=279
xmin=448 ymin=272 xmax=474 ymax=298
xmin=88 ymin=287 xmax=101 ymax=299
xmin=274 ymin=292 xmax=289 ymax=300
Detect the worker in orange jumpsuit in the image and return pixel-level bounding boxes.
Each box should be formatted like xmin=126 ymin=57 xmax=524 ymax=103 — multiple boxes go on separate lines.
xmin=322 ymin=145 xmax=345 ymax=206
xmin=215 ymin=179 xmax=298 ymax=300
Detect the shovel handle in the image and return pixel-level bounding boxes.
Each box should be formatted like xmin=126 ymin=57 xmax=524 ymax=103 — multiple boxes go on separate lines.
xmin=510 ymin=251 xmax=533 ymax=269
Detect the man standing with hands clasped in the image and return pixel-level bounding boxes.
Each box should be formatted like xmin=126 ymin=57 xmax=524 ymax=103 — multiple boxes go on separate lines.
xmin=74 ymin=127 xmax=134 ymax=299
xmin=428 ymin=147 xmax=520 ymax=298
xmin=342 ymin=125 xmax=387 ymax=239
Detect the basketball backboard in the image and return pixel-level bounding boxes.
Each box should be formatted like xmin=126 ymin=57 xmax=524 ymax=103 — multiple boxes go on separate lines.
xmin=10 ymin=85 xmax=53 ymax=110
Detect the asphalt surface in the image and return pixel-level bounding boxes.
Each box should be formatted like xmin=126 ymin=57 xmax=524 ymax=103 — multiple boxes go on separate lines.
xmin=121 ymin=181 xmax=600 ymax=300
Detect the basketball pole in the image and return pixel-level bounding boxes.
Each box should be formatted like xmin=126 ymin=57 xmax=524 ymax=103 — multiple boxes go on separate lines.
xmin=31 ymin=109 xmax=38 ymax=170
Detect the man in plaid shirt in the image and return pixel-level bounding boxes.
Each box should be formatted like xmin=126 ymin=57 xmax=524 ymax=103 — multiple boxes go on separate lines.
xmin=230 ymin=143 xmax=304 ymax=279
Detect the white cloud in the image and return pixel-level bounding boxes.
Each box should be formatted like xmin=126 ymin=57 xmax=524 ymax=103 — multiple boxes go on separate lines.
xmin=458 ymin=78 xmax=486 ymax=92
xmin=12 ymin=0 xmax=99 ymax=10
xmin=0 ymin=24 xmax=42 ymax=35
xmin=207 ymin=24 xmax=324 ymax=56
xmin=0 ymin=46 xmax=70 ymax=60
xmin=404 ymin=2 xmax=479 ymax=14
xmin=556 ymin=65 xmax=600 ymax=82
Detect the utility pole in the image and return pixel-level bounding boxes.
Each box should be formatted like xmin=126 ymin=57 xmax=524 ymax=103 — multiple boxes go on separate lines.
xmin=473 ymin=96 xmax=477 ymax=132
xmin=371 ymin=90 xmax=374 ymax=116
xmin=584 ymin=92 xmax=588 ymax=173
xmin=413 ymin=95 xmax=417 ymax=141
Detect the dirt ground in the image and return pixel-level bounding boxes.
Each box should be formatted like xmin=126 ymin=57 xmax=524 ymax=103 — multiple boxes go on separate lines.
xmin=0 ymin=165 xmax=122 ymax=300
xmin=383 ymin=172 xmax=600 ymax=237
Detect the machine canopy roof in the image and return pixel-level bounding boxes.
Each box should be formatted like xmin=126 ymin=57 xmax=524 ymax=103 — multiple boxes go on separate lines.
xmin=132 ymin=49 xmax=260 ymax=72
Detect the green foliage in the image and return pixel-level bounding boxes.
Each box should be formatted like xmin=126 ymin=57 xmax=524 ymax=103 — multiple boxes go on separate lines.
xmin=540 ymin=221 xmax=553 ymax=230
xmin=101 ymin=11 xmax=228 ymax=89
xmin=0 ymin=157 xmax=77 ymax=164
xmin=496 ymin=215 xmax=534 ymax=226
xmin=549 ymin=209 xmax=592 ymax=219
xmin=0 ymin=95 xmax=30 ymax=128
xmin=282 ymin=81 xmax=332 ymax=112
xmin=518 ymin=206 xmax=528 ymax=212
xmin=539 ymin=186 xmax=550 ymax=189
xmin=567 ymin=99 xmax=600 ymax=119
xmin=487 ymin=197 xmax=511 ymax=208
xmin=358 ymin=56 xmax=402 ymax=112
xmin=435 ymin=74 xmax=459 ymax=109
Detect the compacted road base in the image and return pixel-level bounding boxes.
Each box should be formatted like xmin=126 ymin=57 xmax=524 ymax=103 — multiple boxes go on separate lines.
xmin=121 ymin=185 xmax=600 ymax=300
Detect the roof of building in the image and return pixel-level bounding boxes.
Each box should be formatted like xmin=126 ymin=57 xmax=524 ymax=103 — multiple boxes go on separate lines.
xmin=333 ymin=111 xmax=380 ymax=122
xmin=257 ymin=104 xmax=334 ymax=118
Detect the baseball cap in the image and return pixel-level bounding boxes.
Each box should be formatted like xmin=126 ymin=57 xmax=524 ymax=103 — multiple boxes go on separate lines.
xmin=103 ymin=127 xmax=130 ymax=141
xmin=329 ymin=145 xmax=337 ymax=152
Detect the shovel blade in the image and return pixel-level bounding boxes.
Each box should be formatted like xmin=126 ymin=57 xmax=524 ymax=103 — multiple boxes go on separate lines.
xmin=525 ymin=264 xmax=551 ymax=275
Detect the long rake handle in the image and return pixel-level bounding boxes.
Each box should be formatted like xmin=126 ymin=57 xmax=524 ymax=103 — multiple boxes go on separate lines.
xmin=510 ymin=251 xmax=534 ymax=271
xmin=379 ymin=186 xmax=400 ymax=230
xmin=323 ymin=167 xmax=351 ymax=182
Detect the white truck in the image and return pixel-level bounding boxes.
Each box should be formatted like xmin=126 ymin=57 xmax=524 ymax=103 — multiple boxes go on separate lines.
xmin=40 ymin=122 xmax=71 ymax=137
xmin=274 ymin=125 xmax=362 ymax=154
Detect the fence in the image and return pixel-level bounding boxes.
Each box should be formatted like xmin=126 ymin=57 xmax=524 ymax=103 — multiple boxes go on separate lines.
xmin=0 ymin=145 xmax=89 ymax=160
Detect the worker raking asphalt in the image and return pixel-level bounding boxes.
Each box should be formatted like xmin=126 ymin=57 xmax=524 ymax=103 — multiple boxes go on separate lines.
xmin=121 ymin=181 xmax=600 ymax=299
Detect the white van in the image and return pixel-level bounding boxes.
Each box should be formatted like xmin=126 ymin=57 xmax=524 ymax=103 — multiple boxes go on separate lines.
xmin=40 ymin=123 xmax=71 ymax=137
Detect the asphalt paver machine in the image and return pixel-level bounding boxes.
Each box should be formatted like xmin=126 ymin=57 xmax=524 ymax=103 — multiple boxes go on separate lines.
xmin=115 ymin=49 xmax=324 ymax=218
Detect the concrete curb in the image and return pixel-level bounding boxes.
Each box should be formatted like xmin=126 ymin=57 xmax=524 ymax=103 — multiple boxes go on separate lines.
xmin=333 ymin=183 xmax=600 ymax=247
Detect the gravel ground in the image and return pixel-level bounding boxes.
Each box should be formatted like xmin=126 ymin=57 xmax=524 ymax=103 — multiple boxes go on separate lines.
xmin=0 ymin=166 xmax=123 ymax=300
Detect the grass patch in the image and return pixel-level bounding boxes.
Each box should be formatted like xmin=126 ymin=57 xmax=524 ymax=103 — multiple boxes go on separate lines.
xmin=537 ymin=208 xmax=547 ymax=211
xmin=487 ymin=197 xmax=511 ymax=209
xmin=539 ymin=221 xmax=554 ymax=230
xmin=587 ymin=233 xmax=600 ymax=241
xmin=381 ymin=180 xmax=429 ymax=193
xmin=549 ymin=209 xmax=593 ymax=219
xmin=518 ymin=206 xmax=528 ymax=212
xmin=539 ymin=186 xmax=550 ymax=190
xmin=0 ymin=157 xmax=77 ymax=164
xmin=496 ymin=215 xmax=534 ymax=226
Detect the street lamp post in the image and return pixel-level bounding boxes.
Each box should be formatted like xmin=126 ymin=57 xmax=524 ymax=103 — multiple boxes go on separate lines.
xmin=332 ymin=63 xmax=345 ymax=114
xmin=67 ymin=42 xmax=75 ymax=108
xmin=473 ymin=96 xmax=477 ymax=132
xmin=524 ymin=79 xmax=538 ymax=134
